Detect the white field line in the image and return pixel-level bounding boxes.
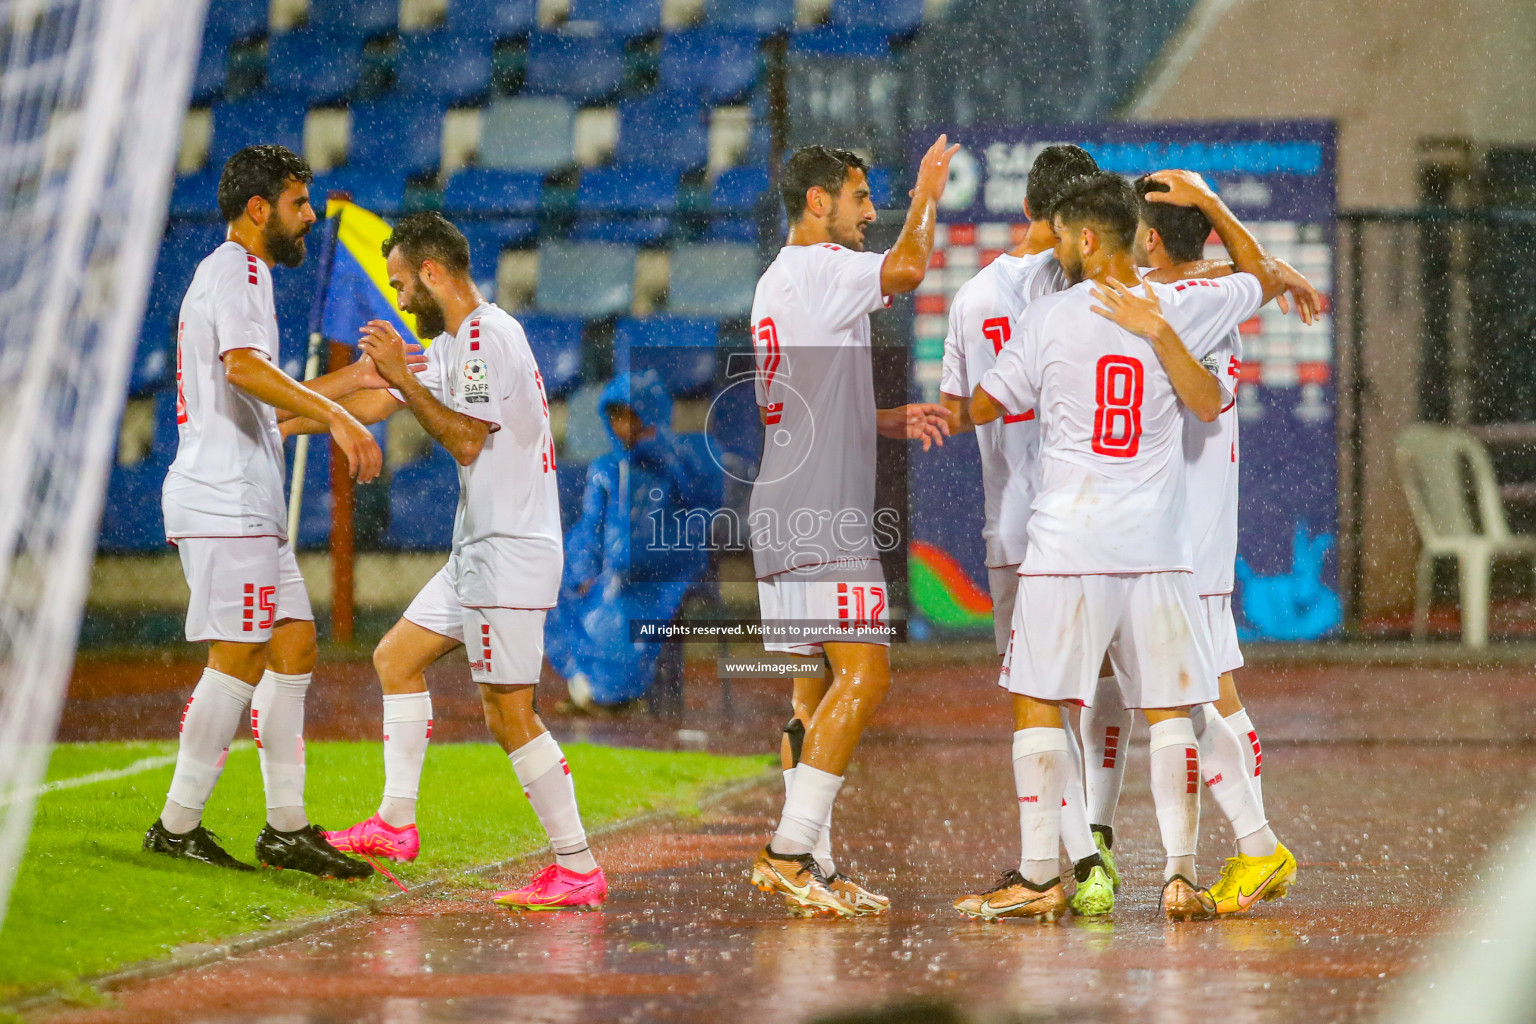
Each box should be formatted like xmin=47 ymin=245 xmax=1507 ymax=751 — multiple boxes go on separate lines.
xmin=0 ymin=741 xmax=254 ymax=808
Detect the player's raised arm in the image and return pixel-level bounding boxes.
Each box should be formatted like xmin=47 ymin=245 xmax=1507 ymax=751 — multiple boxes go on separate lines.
xmin=359 ymin=319 xmax=490 ymax=466
xmin=273 ymin=344 xmax=427 ymax=423
xmin=223 ymin=348 xmax=383 ymax=480
xmin=280 ymin=388 xmax=403 ymax=437
xmin=1144 ymin=171 xmax=1285 ymax=303
xmin=1091 ymin=278 xmax=1221 ymax=422
xmin=879 ymin=134 xmax=961 ymax=295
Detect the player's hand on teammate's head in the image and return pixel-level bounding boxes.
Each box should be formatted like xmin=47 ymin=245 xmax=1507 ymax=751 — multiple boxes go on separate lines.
xmin=1273 ymin=258 xmax=1321 ymax=326
xmin=358 ymin=319 xmax=412 ymax=386
xmin=911 ymin=134 xmax=962 ymax=203
xmin=1142 ymin=169 xmax=1218 ymax=210
xmin=1090 ymin=277 xmax=1168 ymax=341
xmin=331 ymin=412 xmax=383 ymax=483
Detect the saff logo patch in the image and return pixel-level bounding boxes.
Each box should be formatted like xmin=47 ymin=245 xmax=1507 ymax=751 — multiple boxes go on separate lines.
xmin=463 ymin=358 xmax=490 ymax=403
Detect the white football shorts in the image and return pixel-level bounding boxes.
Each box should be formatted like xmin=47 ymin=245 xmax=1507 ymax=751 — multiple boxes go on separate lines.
xmin=1000 ymin=571 xmax=1218 ymax=710
xmin=757 ymin=559 xmax=891 ymax=656
xmin=1200 ymin=593 xmax=1244 ymax=677
xmin=403 ymin=561 xmax=545 ymax=685
xmin=177 ymin=535 xmax=313 ymax=643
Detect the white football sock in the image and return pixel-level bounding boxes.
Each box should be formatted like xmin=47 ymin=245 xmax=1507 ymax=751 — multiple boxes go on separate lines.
xmin=1191 ymin=704 xmax=1277 ymax=858
xmin=1013 ymin=727 xmax=1069 ymax=886
xmin=251 ymin=669 xmax=310 ymax=832
xmin=378 ymin=692 xmax=433 ymax=827
xmin=162 ymin=668 xmax=254 ymax=833
xmin=782 ymin=766 xmax=836 ymax=876
xmin=1225 ymin=707 xmax=1265 ymax=816
xmin=1081 ymin=674 xmax=1131 ymax=829
xmin=1148 ymin=717 xmax=1201 ymax=883
xmin=509 ymin=732 xmax=597 ymax=874
xmin=772 ymin=763 xmax=842 ymax=857
xmin=1058 ymin=709 xmax=1097 ymax=864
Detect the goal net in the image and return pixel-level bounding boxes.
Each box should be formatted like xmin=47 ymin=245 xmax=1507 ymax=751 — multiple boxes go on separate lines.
xmin=0 ymin=0 xmax=206 ymax=929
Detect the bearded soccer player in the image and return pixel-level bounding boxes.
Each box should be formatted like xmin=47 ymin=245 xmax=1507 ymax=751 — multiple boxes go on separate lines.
xmin=147 ymin=144 xmax=390 ymax=878
xmin=747 ymin=138 xmax=958 ymax=918
xmin=958 ymin=172 xmax=1286 ymax=921
xmin=285 ymin=213 xmax=605 ymax=909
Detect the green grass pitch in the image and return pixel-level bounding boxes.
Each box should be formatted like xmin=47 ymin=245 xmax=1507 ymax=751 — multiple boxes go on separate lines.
xmin=0 ymin=739 xmax=772 ymax=999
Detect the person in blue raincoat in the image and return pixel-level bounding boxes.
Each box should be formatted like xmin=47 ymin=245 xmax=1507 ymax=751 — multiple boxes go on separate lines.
xmin=545 ymin=371 xmax=707 ymax=708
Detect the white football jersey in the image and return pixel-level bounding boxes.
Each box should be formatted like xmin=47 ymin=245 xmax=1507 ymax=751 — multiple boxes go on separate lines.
xmin=399 ymin=304 xmax=563 ymax=608
xmin=748 ymin=243 xmax=890 ymax=579
xmin=1185 ymin=330 xmax=1242 ymax=595
xmin=162 ymin=241 xmax=288 ymax=540
xmin=978 ymin=273 xmax=1263 ymax=576
xmin=939 ymin=250 xmax=1066 ymax=568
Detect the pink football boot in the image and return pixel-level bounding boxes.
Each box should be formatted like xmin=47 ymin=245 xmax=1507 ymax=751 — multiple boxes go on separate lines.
xmin=493 ymin=864 xmax=608 ymax=910
xmin=322 ymin=815 xmax=420 ymax=862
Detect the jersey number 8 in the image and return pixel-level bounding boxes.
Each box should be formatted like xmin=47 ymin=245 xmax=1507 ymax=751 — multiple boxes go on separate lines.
xmin=1092 ymin=355 xmax=1143 ymax=458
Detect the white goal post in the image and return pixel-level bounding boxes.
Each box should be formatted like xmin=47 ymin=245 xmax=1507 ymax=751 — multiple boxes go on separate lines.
xmin=0 ymin=0 xmax=207 ymax=929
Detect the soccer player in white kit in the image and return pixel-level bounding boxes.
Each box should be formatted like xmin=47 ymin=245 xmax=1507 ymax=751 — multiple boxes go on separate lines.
xmin=747 ymin=138 xmax=958 ymax=918
xmin=955 ymin=172 xmax=1289 ymax=921
xmin=286 ymin=213 xmax=605 ymax=909
xmin=146 ymin=145 xmax=390 ymax=879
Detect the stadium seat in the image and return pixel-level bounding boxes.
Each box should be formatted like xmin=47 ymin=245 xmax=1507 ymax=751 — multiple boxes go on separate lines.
xmin=446 ymin=0 xmax=539 ymax=38
xmin=555 ymin=459 xmax=588 ymax=532
xmin=264 ymin=31 xmax=362 ymax=106
xmin=312 ymin=166 xmax=408 ymax=212
xmin=347 ymin=99 xmax=445 ymax=177
xmin=203 ymin=0 xmax=270 ymax=46
xmin=667 ymin=243 xmax=757 ymax=316
xmin=128 ymin=331 xmax=173 ymax=397
xmin=659 ymin=31 xmax=761 ymax=103
xmin=788 ymin=27 xmax=891 ymax=57
xmin=566 ymin=0 xmax=663 ymax=38
xmin=710 ymin=163 xmax=770 ymax=215
xmin=443 ymin=168 xmax=543 ymax=215
xmin=523 ymin=33 xmax=625 ymax=105
xmin=615 ymin=93 xmax=709 ymax=172
xmin=703 ymin=218 xmax=759 ymax=244
xmin=151 ymin=387 xmax=180 ymax=459
xmin=208 ymin=94 xmax=307 ymax=165
xmin=384 ymin=449 xmax=458 ymax=550
xmin=158 ymin=222 xmax=226 ymax=293
xmin=828 ymin=0 xmax=926 ymax=35
xmin=478 ymin=97 xmax=575 ymax=172
xmin=307 ymin=0 xmax=398 ymax=38
xmin=537 ymin=242 xmax=636 ymax=317
xmin=703 ymin=0 xmax=794 ymax=34
xmin=519 ymin=313 xmax=586 ymax=397
xmin=458 ymin=218 xmax=538 ymax=297
xmin=394 ymin=31 xmax=494 ymax=105
xmin=292 ymin=438 xmax=334 ymax=548
xmin=615 ymin=317 xmax=719 ymax=397
xmin=569 ymin=217 xmax=673 ymax=246
xmin=577 ymin=164 xmax=679 ymax=215
xmin=98 ymin=457 xmax=172 ymax=552
xmin=192 ymin=43 xmax=229 ymax=105
xmin=169 ymin=170 xmax=223 ymax=216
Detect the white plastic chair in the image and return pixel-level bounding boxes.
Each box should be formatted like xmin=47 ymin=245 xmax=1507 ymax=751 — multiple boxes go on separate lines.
xmin=1395 ymin=424 xmax=1536 ymax=647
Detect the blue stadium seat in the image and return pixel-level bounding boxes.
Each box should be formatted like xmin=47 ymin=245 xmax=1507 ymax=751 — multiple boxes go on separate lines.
xmin=458 ymin=219 xmax=538 ymax=297
xmin=520 ymin=313 xmax=585 ymax=397
xmin=659 ymin=31 xmax=761 ymax=103
xmin=711 ymin=163 xmax=770 ymax=215
xmin=703 ymin=0 xmax=794 ymax=34
xmin=537 ymin=242 xmax=635 ymax=317
xmin=348 ymin=99 xmax=445 ymax=176
xmin=867 ymin=165 xmax=891 ymax=206
xmin=208 ymin=93 xmax=307 ymax=165
xmin=192 ymin=43 xmax=228 ymax=105
xmin=667 ymin=243 xmax=757 ymax=316
xmin=265 ymin=31 xmax=361 ymax=106
xmin=204 ymin=0 xmax=270 ymax=45
xmin=128 ymin=332 xmax=174 ymax=396
xmin=394 ymin=31 xmax=494 ymax=105
xmin=159 ymin=222 xmax=227 ymax=294
xmin=152 ymin=387 xmax=181 ymax=459
xmin=446 ymin=0 xmax=538 ymax=38
xmin=293 ymin=436 xmax=333 ymax=548
xmin=555 ymin=459 xmax=588 ymax=532
xmin=615 ymin=317 xmax=719 ymax=397
xmin=307 ymin=0 xmax=398 ymax=38
xmin=312 ymin=166 xmax=408 ymax=212
xmin=789 ymin=27 xmax=891 ymax=57
xmin=169 ymin=170 xmax=223 ymax=215
xmin=569 ymin=217 xmax=672 ymax=245
xmin=703 ymin=218 xmax=758 ymax=244
xmin=478 ymin=97 xmax=575 ymax=172
xmin=98 ymin=457 xmax=172 ymax=552
xmin=567 ymin=0 xmax=663 ymax=37
xmin=576 ymin=164 xmax=679 ymax=214
xmin=615 ymin=93 xmax=709 ymax=172
xmin=828 ymin=0 xmax=925 ymax=35
xmin=384 ymin=449 xmax=458 ymax=550
xmin=443 ymin=168 xmax=543 ymax=215
xmin=524 ymin=33 xmax=625 ymax=104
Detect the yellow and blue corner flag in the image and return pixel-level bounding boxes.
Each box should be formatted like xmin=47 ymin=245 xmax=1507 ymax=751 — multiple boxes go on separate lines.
xmin=312 ymin=198 xmax=421 ymax=346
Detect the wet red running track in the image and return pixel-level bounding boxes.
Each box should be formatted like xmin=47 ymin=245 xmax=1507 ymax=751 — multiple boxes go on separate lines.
xmin=35 ymin=653 xmax=1536 ymax=1023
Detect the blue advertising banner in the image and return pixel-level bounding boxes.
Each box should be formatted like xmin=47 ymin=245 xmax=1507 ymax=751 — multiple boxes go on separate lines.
xmin=906 ymin=120 xmax=1340 ymax=643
